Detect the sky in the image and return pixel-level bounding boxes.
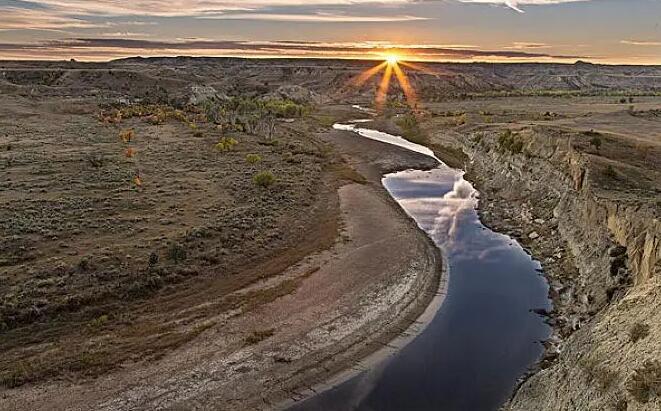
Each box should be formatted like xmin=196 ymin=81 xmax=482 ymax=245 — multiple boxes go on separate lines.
xmin=0 ymin=0 xmax=660 ymax=63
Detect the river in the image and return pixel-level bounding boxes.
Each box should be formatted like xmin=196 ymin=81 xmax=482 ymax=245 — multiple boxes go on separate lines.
xmin=289 ymin=122 xmax=552 ymax=411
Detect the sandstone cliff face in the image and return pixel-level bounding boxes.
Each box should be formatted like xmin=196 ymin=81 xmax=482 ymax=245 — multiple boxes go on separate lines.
xmin=454 ymin=126 xmax=660 ymax=410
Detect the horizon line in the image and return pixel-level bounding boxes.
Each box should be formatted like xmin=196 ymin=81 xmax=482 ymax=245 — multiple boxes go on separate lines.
xmin=1 ymin=55 xmax=660 ymax=67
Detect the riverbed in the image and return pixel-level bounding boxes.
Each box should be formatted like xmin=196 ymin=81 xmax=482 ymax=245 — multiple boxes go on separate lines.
xmin=290 ymin=122 xmax=552 ymax=410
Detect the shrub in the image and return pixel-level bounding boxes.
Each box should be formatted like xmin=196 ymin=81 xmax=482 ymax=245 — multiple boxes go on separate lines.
xmin=88 ymin=315 xmax=109 ymax=329
xmin=244 ymin=329 xmax=275 ymax=345
xmin=77 ymin=257 xmax=91 ymax=272
xmin=453 ymin=113 xmax=467 ymax=126
xmin=589 ymin=135 xmax=602 ymax=151
xmin=119 ymin=128 xmax=134 ymax=143
xmin=246 ymin=154 xmax=262 ymax=164
xmin=614 ymin=398 xmax=628 ymax=411
xmin=125 ymin=147 xmax=136 ymax=158
xmin=148 ymin=252 xmax=159 ymax=267
xmin=167 ymin=243 xmax=187 ymax=264
xmin=86 ymin=153 xmax=105 ymax=168
xmin=604 ymin=165 xmax=618 ymax=179
xmin=1 ymin=362 xmax=33 ymax=388
xmin=253 ymin=171 xmax=275 ymax=187
xmin=316 ymin=115 xmax=335 ymax=127
xmin=580 ymin=356 xmax=620 ymax=391
xmin=215 ymin=137 xmax=238 ymax=152
xmin=397 ymin=113 xmax=418 ymax=130
xmin=498 ymin=129 xmax=524 ymax=154
xmin=396 ymin=113 xmax=427 ymax=145
xmin=626 ymin=360 xmax=661 ymax=403
xmin=629 ymin=323 xmax=650 ymax=343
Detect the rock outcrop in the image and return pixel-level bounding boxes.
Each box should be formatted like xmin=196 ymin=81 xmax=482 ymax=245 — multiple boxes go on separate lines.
xmin=451 ymin=125 xmax=660 ymax=410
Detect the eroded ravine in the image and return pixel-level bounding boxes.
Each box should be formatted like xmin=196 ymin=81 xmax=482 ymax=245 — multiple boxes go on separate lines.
xmin=290 ymin=122 xmax=552 ymax=411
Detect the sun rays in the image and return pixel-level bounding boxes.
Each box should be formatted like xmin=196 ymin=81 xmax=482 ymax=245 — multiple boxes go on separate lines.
xmin=386 ymin=53 xmax=401 ymax=65
xmin=376 ymin=62 xmax=394 ymax=108
xmin=348 ymin=53 xmax=421 ymax=112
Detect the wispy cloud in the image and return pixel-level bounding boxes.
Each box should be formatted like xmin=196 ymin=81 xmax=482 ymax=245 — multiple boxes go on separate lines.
xmin=504 ymin=42 xmax=551 ymax=49
xmin=98 ymin=32 xmax=152 ymax=37
xmin=12 ymin=0 xmax=594 ymax=18
xmin=0 ymin=7 xmax=103 ymax=30
xmin=621 ymin=39 xmax=661 ymax=47
xmin=199 ymin=12 xmax=428 ymax=22
xmin=0 ymin=0 xmax=599 ymax=33
xmin=456 ymin=0 xmax=592 ymax=13
xmin=15 ymin=1 xmax=411 ymax=18
xmin=2 ymin=1 xmax=428 ymax=30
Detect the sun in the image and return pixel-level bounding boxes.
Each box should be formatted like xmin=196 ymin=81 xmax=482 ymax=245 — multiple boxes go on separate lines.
xmin=385 ymin=54 xmax=401 ymax=65
xmin=347 ymin=51 xmax=422 ymax=112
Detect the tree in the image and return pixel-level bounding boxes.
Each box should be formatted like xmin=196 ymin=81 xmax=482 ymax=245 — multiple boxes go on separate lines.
xmin=261 ymin=111 xmax=277 ymax=140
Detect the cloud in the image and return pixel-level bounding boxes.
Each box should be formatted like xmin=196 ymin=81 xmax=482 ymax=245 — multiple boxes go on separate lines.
xmin=200 ymin=12 xmax=428 ymax=22
xmin=3 ymin=1 xmax=427 ymax=29
xmin=456 ymin=0 xmax=592 ymax=13
xmin=15 ymin=1 xmax=413 ymax=18
xmin=1 ymin=0 xmax=598 ymax=31
xmin=0 ymin=7 xmax=103 ymax=30
xmin=504 ymin=42 xmax=551 ymax=49
xmin=621 ymin=39 xmax=661 ymax=47
xmin=0 ymin=38 xmax=587 ymax=61
xmin=98 ymin=32 xmax=152 ymax=37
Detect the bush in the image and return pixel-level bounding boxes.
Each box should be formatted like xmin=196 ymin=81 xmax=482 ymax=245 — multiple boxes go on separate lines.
xmin=77 ymin=257 xmax=91 ymax=272
xmin=396 ymin=113 xmax=427 ymax=145
xmin=246 ymin=154 xmax=262 ymax=164
xmin=119 ymin=128 xmax=134 ymax=143
xmin=498 ymin=129 xmax=524 ymax=154
xmin=253 ymin=171 xmax=275 ymax=187
xmin=589 ymin=135 xmax=602 ymax=151
xmin=215 ymin=137 xmax=238 ymax=152
xmin=167 ymin=243 xmax=187 ymax=264
xmin=125 ymin=147 xmax=136 ymax=158
xmin=604 ymin=165 xmax=618 ymax=179
xmin=629 ymin=323 xmax=650 ymax=343
xmin=88 ymin=315 xmax=109 ymax=329
xmin=626 ymin=360 xmax=661 ymax=403
xmin=1 ymin=362 xmax=33 ymax=388
xmin=579 ymin=356 xmax=620 ymax=391
xmin=86 ymin=153 xmax=105 ymax=168
xmin=244 ymin=329 xmax=274 ymax=345
xmin=148 ymin=252 xmax=159 ymax=267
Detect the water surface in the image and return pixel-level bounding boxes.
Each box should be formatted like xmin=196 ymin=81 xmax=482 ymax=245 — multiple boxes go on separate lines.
xmin=291 ymin=124 xmax=551 ymax=411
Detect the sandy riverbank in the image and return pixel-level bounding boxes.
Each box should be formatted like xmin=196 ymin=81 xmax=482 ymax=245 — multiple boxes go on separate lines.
xmin=2 ymin=128 xmax=445 ymax=411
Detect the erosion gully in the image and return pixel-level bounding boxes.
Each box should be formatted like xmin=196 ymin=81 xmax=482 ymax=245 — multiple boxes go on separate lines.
xmin=289 ymin=121 xmax=552 ymax=411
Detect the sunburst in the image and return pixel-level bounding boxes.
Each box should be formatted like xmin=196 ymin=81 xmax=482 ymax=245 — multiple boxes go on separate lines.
xmin=347 ymin=52 xmax=421 ymax=112
xmin=386 ymin=53 xmax=401 ymax=66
